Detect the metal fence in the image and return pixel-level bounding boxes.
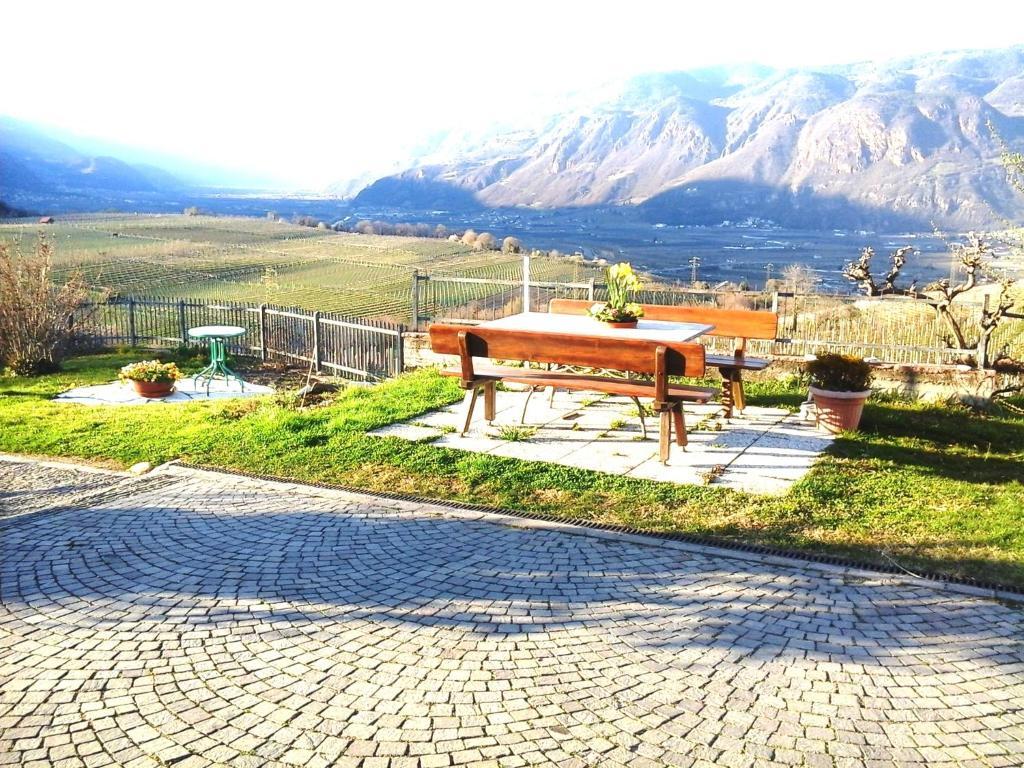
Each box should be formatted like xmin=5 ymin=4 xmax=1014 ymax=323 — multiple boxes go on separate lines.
xmin=412 ymin=255 xmax=1024 ymax=366
xmin=73 ymin=297 xmax=404 ymax=381
xmin=70 ymin=281 xmax=1024 ymax=376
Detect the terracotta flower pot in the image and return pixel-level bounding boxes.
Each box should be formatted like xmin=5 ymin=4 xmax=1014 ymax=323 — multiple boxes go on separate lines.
xmin=809 ymin=386 xmax=870 ymax=433
xmin=603 ymin=320 xmax=639 ymax=329
xmin=131 ymin=380 xmax=175 ymax=399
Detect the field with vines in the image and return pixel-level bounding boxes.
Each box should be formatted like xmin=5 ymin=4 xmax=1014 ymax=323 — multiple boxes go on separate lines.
xmin=0 ymin=214 xmax=601 ymax=322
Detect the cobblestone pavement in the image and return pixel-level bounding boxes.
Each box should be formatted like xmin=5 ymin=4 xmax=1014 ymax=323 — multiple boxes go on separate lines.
xmin=0 ymin=456 xmax=137 ymax=520
xmin=1 ymin=460 xmax=1023 ymax=768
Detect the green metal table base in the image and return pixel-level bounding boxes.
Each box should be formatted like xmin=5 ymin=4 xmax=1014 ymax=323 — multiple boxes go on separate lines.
xmin=191 ymin=337 xmax=245 ymax=394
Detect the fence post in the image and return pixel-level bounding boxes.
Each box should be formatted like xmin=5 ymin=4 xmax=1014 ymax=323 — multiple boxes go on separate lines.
xmin=312 ymin=311 xmax=322 ymax=373
xmin=587 ymin=277 xmax=595 ymax=302
xmin=522 ymin=252 xmax=531 ymax=313
xmin=259 ymin=304 xmax=268 ymax=361
xmin=128 ymin=298 xmax=137 ymax=347
xmin=410 ymin=269 xmax=420 ymax=331
xmin=178 ymin=300 xmax=187 ymax=344
xmin=771 ymin=291 xmax=779 ymax=314
xmin=397 ymin=326 xmax=406 ymax=374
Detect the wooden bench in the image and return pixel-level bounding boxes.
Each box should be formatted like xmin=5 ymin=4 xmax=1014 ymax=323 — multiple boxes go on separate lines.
xmin=548 ymin=298 xmax=778 ymax=417
xmin=429 ymin=324 xmax=717 ymax=463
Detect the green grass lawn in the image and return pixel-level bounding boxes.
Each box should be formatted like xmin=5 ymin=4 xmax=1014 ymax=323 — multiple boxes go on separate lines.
xmin=2 ymin=352 xmax=1023 ymax=589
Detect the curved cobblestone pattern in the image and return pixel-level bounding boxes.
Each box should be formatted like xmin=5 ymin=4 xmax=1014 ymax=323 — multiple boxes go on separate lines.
xmin=1 ymin=466 xmax=1023 ymax=767
xmin=0 ymin=458 xmax=128 ymax=519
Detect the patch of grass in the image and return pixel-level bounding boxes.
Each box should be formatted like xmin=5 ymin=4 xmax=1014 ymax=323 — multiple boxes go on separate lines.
xmin=2 ymin=356 xmax=1023 ymax=589
xmin=495 ymin=425 xmax=537 ymax=442
xmin=608 ymin=418 xmax=628 ymax=430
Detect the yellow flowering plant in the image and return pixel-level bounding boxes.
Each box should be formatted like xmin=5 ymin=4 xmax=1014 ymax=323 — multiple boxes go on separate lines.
xmin=118 ymin=360 xmax=183 ymax=384
xmin=590 ymin=262 xmax=645 ymax=322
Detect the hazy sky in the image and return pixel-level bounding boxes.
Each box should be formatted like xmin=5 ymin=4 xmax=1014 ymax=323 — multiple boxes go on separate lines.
xmin=3 ymin=0 xmax=1020 ymax=190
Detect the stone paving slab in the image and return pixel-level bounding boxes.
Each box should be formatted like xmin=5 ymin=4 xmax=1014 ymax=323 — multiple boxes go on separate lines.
xmin=371 ymin=390 xmax=832 ymax=493
xmin=1 ymin=458 xmax=1023 ymax=768
xmin=54 ymin=377 xmax=274 ymax=406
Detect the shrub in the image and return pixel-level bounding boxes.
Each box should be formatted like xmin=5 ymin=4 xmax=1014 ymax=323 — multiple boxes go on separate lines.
xmin=0 ymin=236 xmax=88 ymax=375
xmin=805 ymin=353 xmax=873 ymax=392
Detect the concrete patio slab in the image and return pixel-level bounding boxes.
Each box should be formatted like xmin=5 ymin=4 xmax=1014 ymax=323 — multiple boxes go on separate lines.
xmin=370 ymin=390 xmax=833 ymax=493
xmin=55 ymin=377 xmax=274 ymax=406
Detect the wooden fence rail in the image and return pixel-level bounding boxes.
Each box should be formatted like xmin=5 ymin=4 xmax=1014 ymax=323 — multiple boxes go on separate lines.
xmin=73 ymin=297 xmax=404 ymax=381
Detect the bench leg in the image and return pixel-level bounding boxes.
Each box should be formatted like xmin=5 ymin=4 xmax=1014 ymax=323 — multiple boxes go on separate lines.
xmin=672 ymin=404 xmax=687 ymax=447
xmin=547 ymin=386 xmax=556 ymax=407
xmin=520 ymin=386 xmax=538 ymax=424
xmin=731 ymin=374 xmax=746 ymax=413
xmin=483 ymin=381 xmax=496 ymax=423
xmin=659 ymin=409 xmax=672 ymax=464
xmin=628 ymin=396 xmax=648 ymax=439
xmin=720 ymin=368 xmax=736 ymax=418
xmin=460 ymin=387 xmax=480 ymax=436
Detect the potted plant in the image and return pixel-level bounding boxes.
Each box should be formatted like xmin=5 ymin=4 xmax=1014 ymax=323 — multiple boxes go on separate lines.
xmin=805 ymin=353 xmax=873 ymax=433
xmin=118 ymin=360 xmax=183 ymax=398
xmin=589 ymin=262 xmax=645 ymax=327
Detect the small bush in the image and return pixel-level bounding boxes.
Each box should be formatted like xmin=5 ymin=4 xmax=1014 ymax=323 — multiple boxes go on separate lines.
xmin=0 ymin=236 xmax=88 ymax=375
xmin=805 ymin=353 xmax=873 ymax=392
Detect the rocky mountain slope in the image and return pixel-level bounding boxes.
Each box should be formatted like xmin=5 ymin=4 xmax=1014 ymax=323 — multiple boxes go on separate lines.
xmin=352 ymin=47 xmax=1024 ymax=229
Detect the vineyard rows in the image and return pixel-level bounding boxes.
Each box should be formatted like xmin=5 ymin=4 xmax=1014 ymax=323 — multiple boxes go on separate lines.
xmin=0 ymin=214 xmax=597 ymax=321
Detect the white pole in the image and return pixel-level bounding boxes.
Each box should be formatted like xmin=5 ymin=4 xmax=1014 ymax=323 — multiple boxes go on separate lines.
xmin=522 ymin=252 xmax=531 ymax=313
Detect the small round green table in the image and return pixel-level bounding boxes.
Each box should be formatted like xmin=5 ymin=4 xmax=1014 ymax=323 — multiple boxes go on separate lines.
xmin=187 ymin=325 xmax=247 ymax=393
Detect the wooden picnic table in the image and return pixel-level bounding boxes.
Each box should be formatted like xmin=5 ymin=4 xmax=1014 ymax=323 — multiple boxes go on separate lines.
xmin=430 ymin=312 xmax=719 ymax=462
xmin=480 ymin=311 xmax=713 ymax=343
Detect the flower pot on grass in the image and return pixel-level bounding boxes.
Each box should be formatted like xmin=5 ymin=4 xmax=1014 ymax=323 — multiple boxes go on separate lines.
xmin=805 ymin=353 xmax=873 ymax=433
xmin=131 ymin=380 xmax=176 ymax=398
xmin=118 ymin=360 xmax=182 ymax=399
xmin=808 ymin=386 xmax=870 ymax=433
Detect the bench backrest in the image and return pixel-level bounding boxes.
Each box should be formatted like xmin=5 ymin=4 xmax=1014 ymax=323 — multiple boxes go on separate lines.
xmin=548 ymin=298 xmax=778 ymax=341
xmin=429 ymin=324 xmax=706 ymax=380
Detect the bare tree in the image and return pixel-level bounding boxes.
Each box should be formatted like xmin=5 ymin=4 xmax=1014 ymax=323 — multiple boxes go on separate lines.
xmin=502 ymin=236 xmax=522 ymax=254
xmin=781 ymin=263 xmax=820 ymax=294
xmin=843 ymin=234 xmax=1017 ymax=369
xmin=475 ymin=232 xmax=496 ymax=251
xmin=0 ymin=236 xmax=89 ymax=375
xmin=460 ymin=229 xmax=478 ymax=246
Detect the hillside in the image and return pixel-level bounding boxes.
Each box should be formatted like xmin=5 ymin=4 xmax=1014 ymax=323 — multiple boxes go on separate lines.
xmin=0 ymin=117 xmax=185 ymax=196
xmin=351 ymin=46 xmax=1024 ymax=229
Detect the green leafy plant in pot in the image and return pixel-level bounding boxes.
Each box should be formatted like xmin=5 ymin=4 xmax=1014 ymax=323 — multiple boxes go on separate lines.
xmin=805 ymin=353 xmax=873 ymax=433
xmin=118 ymin=360 xmax=182 ymax=398
xmin=589 ymin=262 xmax=645 ymax=327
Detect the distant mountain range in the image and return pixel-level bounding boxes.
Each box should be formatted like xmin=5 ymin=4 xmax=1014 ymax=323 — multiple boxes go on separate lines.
xmin=352 ymin=46 xmax=1024 ymax=229
xmin=0 ymin=116 xmax=185 ymax=197
xmin=4 ymin=46 xmax=1023 ymax=230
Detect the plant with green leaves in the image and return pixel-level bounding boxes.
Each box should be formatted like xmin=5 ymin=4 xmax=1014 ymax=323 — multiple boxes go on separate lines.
xmin=590 ymin=262 xmax=645 ymax=323
xmin=805 ymin=353 xmax=872 ymax=392
xmin=118 ymin=360 xmax=183 ymax=384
